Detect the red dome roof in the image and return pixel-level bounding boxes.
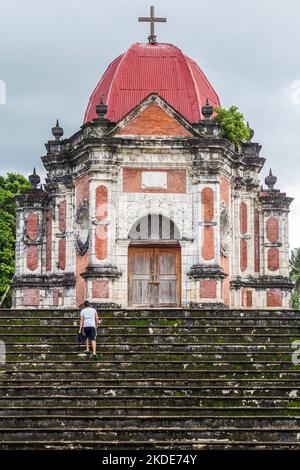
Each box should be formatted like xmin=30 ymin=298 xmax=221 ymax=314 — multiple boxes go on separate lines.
xmin=84 ymin=42 xmax=220 ymax=124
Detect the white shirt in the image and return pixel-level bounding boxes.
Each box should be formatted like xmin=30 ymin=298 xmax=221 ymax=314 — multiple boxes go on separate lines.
xmin=81 ymin=307 xmax=97 ymax=328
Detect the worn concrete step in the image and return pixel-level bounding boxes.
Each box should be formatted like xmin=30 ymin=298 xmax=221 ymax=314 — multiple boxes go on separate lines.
xmin=1 ymin=439 xmax=300 ymax=450
xmin=0 ymin=407 xmax=299 ymax=417
xmin=1 ymin=377 xmax=299 ymax=386
xmin=4 ymin=343 xmax=296 ymax=353
xmin=3 ymin=360 xmax=295 ymax=372
xmin=0 ymin=427 xmax=299 ymax=442
xmin=0 ymin=395 xmax=298 ymax=408
xmin=1 ymin=334 xmax=297 ymax=345
xmin=2 ymin=352 xmax=294 ymax=363
xmin=0 ymin=308 xmax=299 ymax=318
xmin=2 ymin=369 xmax=299 ymax=380
xmin=2 ymin=325 xmax=300 ymax=334
xmin=0 ymin=385 xmax=298 ymax=398
xmin=0 ymin=415 xmax=299 ymax=428
xmin=2 ymin=318 xmax=300 ymax=327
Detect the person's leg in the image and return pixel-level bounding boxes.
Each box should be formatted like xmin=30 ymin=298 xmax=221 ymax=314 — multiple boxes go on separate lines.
xmin=85 ymin=337 xmax=90 ymax=352
xmin=91 ymin=340 xmax=96 ymax=355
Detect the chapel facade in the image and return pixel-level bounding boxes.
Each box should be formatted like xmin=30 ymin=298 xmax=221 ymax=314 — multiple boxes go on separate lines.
xmin=12 ymin=25 xmax=293 ymax=309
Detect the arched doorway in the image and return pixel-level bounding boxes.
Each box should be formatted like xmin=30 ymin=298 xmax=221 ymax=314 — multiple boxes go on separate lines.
xmin=128 ymin=215 xmax=181 ymax=307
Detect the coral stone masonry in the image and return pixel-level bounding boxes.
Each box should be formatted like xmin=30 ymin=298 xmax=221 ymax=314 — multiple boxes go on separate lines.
xmin=12 ymin=39 xmax=293 ymax=309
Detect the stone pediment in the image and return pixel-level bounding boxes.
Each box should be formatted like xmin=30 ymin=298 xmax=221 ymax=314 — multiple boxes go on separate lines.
xmin=110 ymin=94 xmax=198 ymax=138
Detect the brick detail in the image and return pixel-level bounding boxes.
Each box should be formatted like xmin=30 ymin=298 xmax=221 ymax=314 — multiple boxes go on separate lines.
xmin=240 ymin=202 xmax=248 ymax=235
xmin=267 ymin=289 xmax=282 ymax=307
xmin=27 ymin=245 xmax=39 ymax=271
xmin=92 ymin=280 xmax=109 ymax=299
xmin=95 ymin=225 xmax=108 ymax=260
xmin=118 ymin=103 xmax=193 ymax=137
xmin=200 ymin=279 xmax=216 ymax=299
xmin=76 ymin=175 xmax=89 ymax=208
xmin=58 ymin=238 xmax=66 ymax=270
xmin=24 ymin=288 xmax=39 ymax=306
xmin=46 ymin=209 xmax=52 ymax=272
xmin=76 ymin=251 xmax=89 ymax=307
xmin=201 ymin=187 xmax=214 ymax=222
xmin=202 ymin=226 xmax=214 ymax=260
xmin=53 ymin=288 xmax=59 ymax=307
xmin=58 ymin=200 xmax=66 ymax=233
xmin=240 ymin=239 xmax=248 ymax=271
xmin=123 ymin=168 xmax=186 ymax=193
xmin=75 ymin=175 xmax=89 ymax=307
xmin=254 ymin=209 xmax=260 ymax=273
xmin=246 ymin=290 xmax=253 ymax=307
xmin=95 ymin=185 xmax=108 ymax=221
xmin=220 ymin=175 xmax=230 ymax=205
xmin=267 ymin=217 xmax=279 ymax=243
xmin=268 ymin=247 xmax=280 ymax=271
xmin=26 ymin=212 xmax=39 ymax=240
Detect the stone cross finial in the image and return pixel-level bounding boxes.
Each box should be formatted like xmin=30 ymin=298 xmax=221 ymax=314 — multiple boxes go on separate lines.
xmin=138 ymin=5 xmax=166 ymax=44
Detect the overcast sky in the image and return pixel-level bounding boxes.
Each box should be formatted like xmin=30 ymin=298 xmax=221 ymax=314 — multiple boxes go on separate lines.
xmin=0 ymin=0 xmax=300 ymax=249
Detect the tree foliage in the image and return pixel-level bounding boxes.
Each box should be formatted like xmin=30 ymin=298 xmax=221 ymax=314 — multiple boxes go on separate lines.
xmin=290 ymin=248 xmax=300 ymax=310
xmin=214 ymin=106 xmax=251 ymax=146
xmin=0 ymin=173 xmax=31 ymax=307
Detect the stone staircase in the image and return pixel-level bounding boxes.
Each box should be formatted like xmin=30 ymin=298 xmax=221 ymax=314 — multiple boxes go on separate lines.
xmin=0 ymin=308 xmax=300 ymax=450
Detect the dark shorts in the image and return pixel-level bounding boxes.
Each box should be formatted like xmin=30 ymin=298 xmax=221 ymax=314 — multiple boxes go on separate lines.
xmin=83 ymin=327 xmax=97 ymax=341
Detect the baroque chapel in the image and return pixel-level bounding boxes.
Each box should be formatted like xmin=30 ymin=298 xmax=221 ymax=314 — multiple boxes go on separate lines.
xmin=12 ymin=8 xmax=293 ymax=309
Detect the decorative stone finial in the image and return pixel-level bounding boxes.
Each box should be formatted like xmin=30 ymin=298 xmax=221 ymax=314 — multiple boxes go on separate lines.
xmin=201 ymin=98 xmax=214 ymax=120
xmin=96 ymin=97 xmax=108 ymax=120
xmin=265 ymin=168 xmax=277 ymax=191
xmin=52 ymin=119 xmax=64 ymax=140
xmin=247 ymin=121 xmax=254 ymax=141
xmin=28 ymin=168 xmax=41 ymax=189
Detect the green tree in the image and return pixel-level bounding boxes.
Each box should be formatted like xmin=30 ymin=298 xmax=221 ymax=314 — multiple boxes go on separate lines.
xmin=0 ymin=173 xmax=31 ymax=307
xmin=290 ymin=248 xmax=300 ymax=310
xmin=214 ymin=105 xmax=251 ymax=147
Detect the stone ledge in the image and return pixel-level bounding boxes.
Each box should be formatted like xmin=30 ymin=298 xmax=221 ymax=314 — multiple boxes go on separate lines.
xmin=81 ymin=264 xmax=122 ymax=279
xmin=12 ymin=273 xmax=76 ymax=288
xmin=187 ymin=265 xmax=227 ymax=280
xmin=230 ymin=276 xmax=294 ymax=290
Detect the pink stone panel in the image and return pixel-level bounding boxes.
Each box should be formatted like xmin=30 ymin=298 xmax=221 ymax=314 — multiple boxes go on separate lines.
xmin=27 ymin=245 xmax=39 ymax=271
xmin=200 ymin=279 xmax=216 ymax=299
xmin=246 ymin=290 xmax=253 ymax=308
xmin=58 ymin=238 xmax=66 ymax=270
xmin=201 ymin=187 xmax=214 ymax=222
xmin=46 ymin=209 xmax=52 ymax=272
xmin=254 ymin=209 xmax=260 ymax=273
xmin=76 ymin=251 xmax=89 ymax=307
xmin=221 ymin=255 xmax=230 ymax=306
xmin=75 ymin=175 xmax=89 ymax=307
xmin=240 ymin=202 xmax=248 ymax=235
xmin=53 ymin=288 xmax=59 ymax=307
xmin=58 ymin=200 xmax=66 ymax=233
xmin=76 ymin=174 xmax=89 ymax=208
xmin=24 ymin=288 xmax=39 ymax=306
xmin=95 ymin=186 xmax=108 ymax=221
xmin=123 ymin=168 xmax=186 ymax=193
xmin=202 ymin=226 xmax=214 ymax=260
xmin=267 ymin=217 xmax=279 ymax=243
xmin=267 ymin=289 xmax=282 ymax=307
xmin=220 ymin=175 xmax=230 ymax=206
xmin=92 ymin=280 xmax=109 ymax=299
xmin=240 ymin=239 xmax=248 ymax=272
xmin=95 ymin=225 xmax=108 ymax=260
xmin=26 ymin=212 xmax=39 ymax=240
xmin=268 ymin=247 xmax=280 ymax=271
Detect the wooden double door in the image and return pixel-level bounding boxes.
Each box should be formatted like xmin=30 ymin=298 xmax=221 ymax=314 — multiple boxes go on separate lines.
xmin=128 ymin=245 xmax=181 ymax=307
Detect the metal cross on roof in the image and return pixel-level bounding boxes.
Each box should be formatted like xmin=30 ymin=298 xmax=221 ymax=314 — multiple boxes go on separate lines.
xmin=138 ymin=5 xmax=167 ymax=44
